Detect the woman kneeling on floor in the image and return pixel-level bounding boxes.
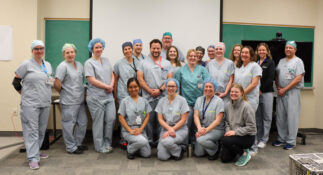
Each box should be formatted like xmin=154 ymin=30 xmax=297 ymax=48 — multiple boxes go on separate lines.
xmin=118 ymin=78 xmax=152 ymax=159
xmin=221 ymin=83 xmax=257 ymax=166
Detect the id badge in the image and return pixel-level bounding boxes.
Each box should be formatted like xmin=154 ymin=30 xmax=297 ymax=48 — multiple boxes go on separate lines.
xmin=46 ymin=76 xmax=55 ymax=86
xmin=135 ymin=116 xmax=142 ymax=125
xmin=197 ymin=83 xmax=202 ymax=89
xmin=285 ymin=73 xmax=292 ymax=80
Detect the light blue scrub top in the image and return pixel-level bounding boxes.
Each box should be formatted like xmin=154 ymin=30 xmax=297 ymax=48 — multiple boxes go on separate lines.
xmin=206 ymin=59 xmax=235 ymax=93
xmin=84 ymin=57 xmax=113 ymax=99
xmin=137 ymin=56 xmax=173 ymax=102
xmin=15 ymin=58 xmax=52 ymax=107
xmin=175 ymin=64 xmax=210 ymax=106
xmin=55 ymin=61 xmax=84 ymax=105
xmin=155 ymin=95 xmax=190 ymax=126
xmin=118 ymin=96 xmax=152 ymax=129
xmin=194 ymin=95 xmax=225 ymax=130
xmin=114 ymin=58 xmax=140 ymax=102
xmin=234 ymin=62 xmax=262 ymax=110
xmin=276 ymin=57 xmax=305 ymax=89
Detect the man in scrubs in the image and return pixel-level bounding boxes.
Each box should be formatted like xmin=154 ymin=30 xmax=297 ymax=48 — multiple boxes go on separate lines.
xmin=137 ymin=39 xmax=173 ymax=146
xmin=132 ymin=39 xmax=146 ymax=62
xmin=273 ymin=41 xmax=305 ymax=150
xmin=160 ymin=32 xmax=185 ymax=63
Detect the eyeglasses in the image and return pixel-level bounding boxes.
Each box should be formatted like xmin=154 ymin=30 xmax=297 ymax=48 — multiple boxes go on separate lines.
xmin=33 ymin=48 xmax=44 ymax=51
xmin=166 ymin=85 xmax=177 ymax=88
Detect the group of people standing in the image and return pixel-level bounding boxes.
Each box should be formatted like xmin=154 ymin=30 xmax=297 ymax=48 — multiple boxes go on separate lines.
xmin=12 ymin=32 xmax=305 ymax=170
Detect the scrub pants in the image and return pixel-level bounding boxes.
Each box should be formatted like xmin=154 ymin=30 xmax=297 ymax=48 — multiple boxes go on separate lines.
xmin=194 ymin=129 xmax=224 ymax=157
xmin=86 ymin=96 xmax=116 ymax=152
xmin=276 ymin=88 xmax=301 ymax=146
xmin=61 ymin=103 xmax=88 ymax=152
xmin=248 ymin=100 xmax=259 ymax=153
xmin=146 ymin=99 xmax=160 ymax=145
xmin=221 ymin=135 xmax=255 ymax=163
xmin=185 ymin=106 xmax=196 ymax=145
xmin=157 ymin=126 xmax=188 ymax=160
xmin=20 ymin=105 xmax=50 ymax=162
xmin=122 ymin=130 xmax=151 ymax=157
xmin=256 ymin=92 xmax=274 ymax=144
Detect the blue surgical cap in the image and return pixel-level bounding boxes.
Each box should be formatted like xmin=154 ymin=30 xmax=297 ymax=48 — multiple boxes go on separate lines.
xmin=202 ymin=78 xmax=218 ymax=92
xmin=61 ymin=43 xmax=77 ymax=53
xmin=163 ymin=32 xmax=172 ymax=38
xmin=208 ymin=45 xmax=215 ymax=49
xmin=133 ymin=39 xmax=143 ymax=45
xmin=88 ymin=38 xmax=106 ymax=53
xmin=165 ymin=78 xmax=180 ymax=92
xmin=31 ymin=40 xmax=45 ymax=51
xmin=286 ymin=40 xmax=297 ymax=49
xmin=122 ymin=41 xmax=133 ymax=51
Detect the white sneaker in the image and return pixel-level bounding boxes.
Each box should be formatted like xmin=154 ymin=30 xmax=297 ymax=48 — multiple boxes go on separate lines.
xmin=250 ymin=151 xmax=257 ymax=157
xmin=257 ymin=142 xmax=266 ymax=149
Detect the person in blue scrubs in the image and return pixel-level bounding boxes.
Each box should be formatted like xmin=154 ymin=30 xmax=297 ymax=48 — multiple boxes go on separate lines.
xmin=156 ymin=78 xmax=190 ymax=160
xmin=54 ymin=43 xmax=88 ymax=154
xmin=175 ymin=49 xmax=210 ymax=144
xmin=273 ymin=41 xmax=305 ymax=150
xmin=161 ymin=32 xmax=185 ymax=63
xmin=13 ymin=40 xmax=53 ymax=170
xmin=194 ymin=78 xmax=225 ymax=160
xmin=132 ymin=39 xmax=146 ymax=62
xmin=118 ymin=78 xmax=152 ymax=159
xmin=84 ymin=38 xmax=115 ymax=153
xmin=166 ymin=46 xmax=182 ymax=75
xmin=234 ymin=46 xmax=262 ymax=156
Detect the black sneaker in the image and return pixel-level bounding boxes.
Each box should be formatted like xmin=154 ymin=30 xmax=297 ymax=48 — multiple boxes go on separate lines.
xmin=68 ymin=148 xmax=83 ymax=154
xmin=174 ymin=147 xmax=184 ymax=161
xmin=78 ymin=145 xmax=89 ymax=151
xmin=127 ymin=152 xmax=135 ymax=159
xmin=208 ymin=152 xmax=219 ymax=160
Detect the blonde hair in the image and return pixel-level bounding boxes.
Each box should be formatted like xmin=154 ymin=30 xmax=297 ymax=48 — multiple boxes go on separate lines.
xmin=231 ymin=83 xmax=248 ymax=101
xmin=186 ymin=49 xmax=197 ymax=60
xmin=256 ymin=42 xmax=272 ymax=60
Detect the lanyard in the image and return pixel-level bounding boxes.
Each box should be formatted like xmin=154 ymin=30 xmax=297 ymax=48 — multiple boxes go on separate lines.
xmin=202 ymin=96 xmax=214 ymax=120
xmin=129 ymin=60 xmax=137 ymax=72
xmin=155 ymin=56 xmax=163 ymax=69
xmin=40 ymin=60 xmax=49 ymax=77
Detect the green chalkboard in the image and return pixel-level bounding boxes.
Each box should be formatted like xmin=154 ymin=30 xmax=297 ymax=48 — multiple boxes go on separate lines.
xmin=45 ymin=20 xmax=90 ymax=72
xmin=222 ymin=24 xmax=314 ymax=87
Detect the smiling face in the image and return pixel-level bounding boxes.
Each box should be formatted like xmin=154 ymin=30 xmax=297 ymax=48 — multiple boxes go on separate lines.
xmin=230 ymin=87 xmax=242 ymax=101
xmin=196 ymin=50 xmax=204 ymax=61
xmin=203 ymin=82 xmax=215 ymax=97
xmin=63 ymin=47 xmax=76 ymax=63
xmin=168 ymin=47 xmax=178 ymax=61
xmin=150 ymin=42 xmax=162 ymax=59
xmin=241 ymin=47 xmax=251 ymax=64
xmin=162 ymin=35 xmax=172 ymax=49
xmin=123 ymin=46 xmax=133 ymax=58
xmin=128 ymin=80 xmax=140 ymax=97
xmin=215 ymin=47 xmax=225 ymax=58
xmin=92 ymin=42 xmax=103 ymax=57
xmin=285 ymin=45 xmax=296 ymax=58
xmin=166 ymin=80 xmax=177 ymax=96
xmin=187 ymin=51 xmax=198 ymax=65
xmin=257 ymin=45 xmax=267 ymax=59
xmin=233 ymin=45 xmax=241 ymax=58
xmin=32 ymin=46 xmax=45 ymax=59
xmin=207 ymin=47 xmax=215 ymax=59
xmin=133 ymin=43 xmax=142 ymax=55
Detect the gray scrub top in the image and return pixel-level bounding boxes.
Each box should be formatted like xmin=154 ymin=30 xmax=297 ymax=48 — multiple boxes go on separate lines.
xmin=84 ymin=57 xmax=113 ymax=99
xmin=15 ymin=58 xmax=53 ymax=107
xmin=118 ymin=96 xmax=152 ymax=128
xmin=114 ymin=58 xmax=140 ymax=101
xmin=234 ymin=62 xmax=262 ymax=108
xmin=133 ymin=54 xmax=146 ymax=62
xmin=276 ymin=57 xmax=305 ymax=89
xmin=194 ymin=95 xmax=225 ymax=130
xmin=55 ymin=61 xmax=84 ymax=105
xmin=155 ymin=95 xmax=190 ymax=126
xmin=137 ymin=56 xmax=173 ymax=102
xmin=206 ymin=59 xmax=235 ymax=93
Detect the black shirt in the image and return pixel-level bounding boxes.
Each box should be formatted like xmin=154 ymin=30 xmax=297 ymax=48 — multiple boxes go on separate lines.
xmin=258 ymin=58 xmax=275 ymax=92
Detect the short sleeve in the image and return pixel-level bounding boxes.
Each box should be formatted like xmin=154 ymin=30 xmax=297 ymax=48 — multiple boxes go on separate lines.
xmin=137 ymin=60 xmax=144 ymax=73
xmin=201 ymin=66 xmax=210 ymax=80
xmin=180 ymin=97 xmax=190 ymax=115
xmin=84 ymin=61 xmax=95 ymax=77
xmin=145 ymin=100 xmax=152 ymax=114
xmin=228 ymin=62 xmax=235 ymax=76
xmin=174 ymin=67 xmax=182 ymax=82
xmin=118 ymin=99 xmax=127 ymax=117
xmin=216 ymin=98 xmax=225 ymax=114
xmin=45 ymin=61 xmax=53 ymax=75
xmin=113 ymin=62 xmax=120 ymax=76
xmin=165 ymin=61 xmax=174 ymax=74
xmin=295 ymin=59 xmax=305 ymax=76
xmin=15 ymin=61 xmax=28 ymax=79
xmin=55 ymin=63 xmax=67 ymax=81
xmin=194 ymin=97 xmax=202 ymax=110
xmin=155 ymin=98 xmax=163 ymax=114
xmin=252 ymin=64 xmax=262 ymax=78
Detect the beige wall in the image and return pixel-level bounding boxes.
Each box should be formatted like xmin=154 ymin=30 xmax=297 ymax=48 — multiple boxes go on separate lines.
xmin=0 ymin=0 xmax=39 ymax=131
xmin=0 ymin=0 xmax=322 ymax=131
